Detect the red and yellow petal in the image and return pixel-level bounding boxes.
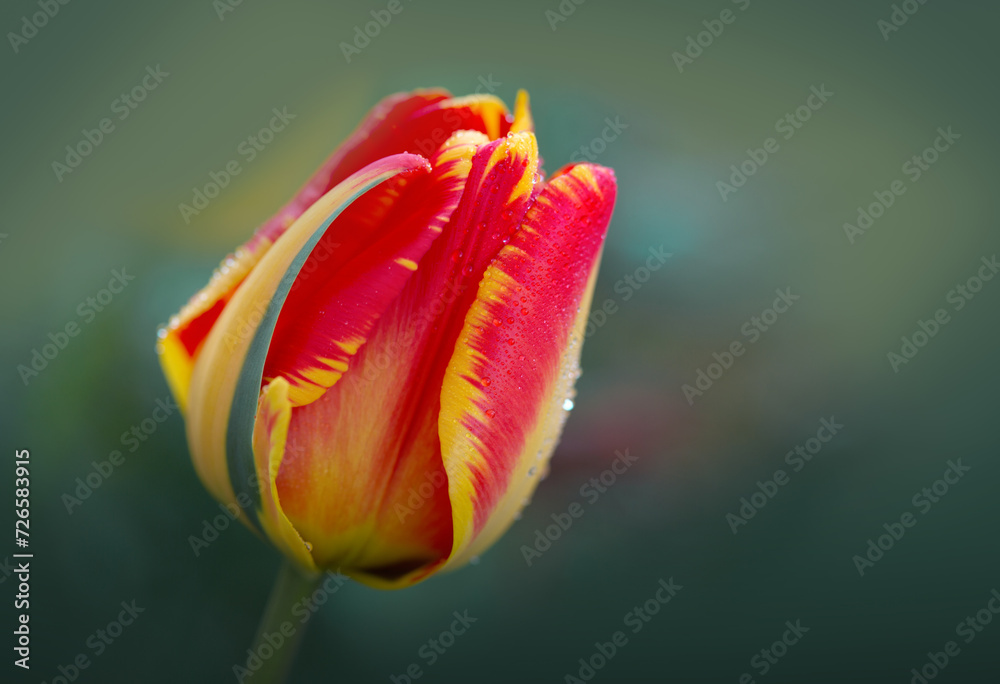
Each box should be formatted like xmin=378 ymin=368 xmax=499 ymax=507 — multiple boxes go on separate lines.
xmin=184 ymin=153 xmax=431 ymax=508
xmin=275 ymin=132 xmax=541 ymax=587
xmin=267 ymin=91 xmax=513 ymax=237
xmin=261 ymin=89 xmax=451 ymax=234
xmin=411 ymin=93 xmax=511 ymax=141
xmin=510 ymin=89 xmax=534 ymax=135
xmin=261 ymin=134 xmax=476 ymax=407
xmin=252 ymin=377 xmax=318 ymax=573
xmin=438 ymin=163 xmax=617 ymax=570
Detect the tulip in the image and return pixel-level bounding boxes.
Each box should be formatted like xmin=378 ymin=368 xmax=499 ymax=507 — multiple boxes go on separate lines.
xmin=158 ymin=88 xmax=617 ymax=589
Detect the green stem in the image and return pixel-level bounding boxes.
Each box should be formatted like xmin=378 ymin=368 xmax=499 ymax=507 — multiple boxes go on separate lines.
xmin=249 ymin=560 xmax=321 ymax=684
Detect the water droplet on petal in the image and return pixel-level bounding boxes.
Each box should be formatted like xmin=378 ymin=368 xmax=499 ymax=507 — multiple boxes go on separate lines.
xmin=485 ymin=408 xmax=497 ymax=418
xmin=563 ymin=398 xmax=575 ymax=411
xmin=528 ymin=466 xmax=537 ymax=476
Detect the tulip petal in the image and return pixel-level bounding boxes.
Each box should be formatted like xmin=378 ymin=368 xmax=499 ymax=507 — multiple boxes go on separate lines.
xmin=410 ymin=94 xmax=511 ymax=141
xmin=184 ymin=153 xmax=431 ymax=516
xmin=438 ymin=163 xmax=617 ymax=569
xmin=262 ymin=134 xmax=477 ymax=407
xmin=265 ymin=90 xmax=452 ymax=232
xmin=270 ymin=92 xmax=513 ymax=232
xmin=510 ymin=89 xmax=534 ymax=134
xmin=276 ymin=132 xmax=540 ymax=586
xmin=252 ymin=377 xmax=318 ymax=573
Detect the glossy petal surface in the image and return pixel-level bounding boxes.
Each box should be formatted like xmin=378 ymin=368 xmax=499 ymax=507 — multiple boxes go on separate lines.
xmin=439 ymin=164 xmax=617 ymax=569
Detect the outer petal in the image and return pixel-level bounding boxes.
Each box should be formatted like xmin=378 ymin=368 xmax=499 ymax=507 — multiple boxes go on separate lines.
xmin=276 ymin=132 xmax=541 ymax=587
xmin=184 ymin=154 xmax=430 ymax=513
xmin=438 ymin=163 xmax=617 ymax=570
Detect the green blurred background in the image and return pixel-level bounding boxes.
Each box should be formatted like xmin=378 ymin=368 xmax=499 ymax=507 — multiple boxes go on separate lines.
xmin=2 ymin=0 xmax=998 ymax=681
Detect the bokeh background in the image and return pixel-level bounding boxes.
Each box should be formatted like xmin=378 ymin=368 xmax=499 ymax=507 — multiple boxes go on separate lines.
xmin=2 ymin=0 xmax=998 ymax=682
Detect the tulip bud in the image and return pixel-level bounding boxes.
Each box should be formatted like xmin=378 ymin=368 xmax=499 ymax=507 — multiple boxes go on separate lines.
xmin=158 ymin=88 xmax=616 ymax=588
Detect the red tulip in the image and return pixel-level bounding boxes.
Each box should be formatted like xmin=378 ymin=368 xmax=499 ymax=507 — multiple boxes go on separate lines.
xmin=157 ymin=88 xmax=617 ymax=588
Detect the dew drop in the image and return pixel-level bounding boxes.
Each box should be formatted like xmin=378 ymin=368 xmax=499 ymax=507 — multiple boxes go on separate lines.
xmin=562 ymin=398 xmax=575 ymax=411
xmin=482 ymin=377 xmax=492 ymax=386
xmin=485 ymin=408 xmax=497 ymax=418
xmin=528 ymin=466 xmax=537 ymax=476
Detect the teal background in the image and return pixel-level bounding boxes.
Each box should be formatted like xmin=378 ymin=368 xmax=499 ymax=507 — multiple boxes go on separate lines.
xmin=1 ymin=0 xmax=998 ymax=682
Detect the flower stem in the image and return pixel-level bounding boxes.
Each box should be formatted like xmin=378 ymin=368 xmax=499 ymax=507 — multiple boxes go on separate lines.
xmin=249 ymin=560 xmax=321 ymax=684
